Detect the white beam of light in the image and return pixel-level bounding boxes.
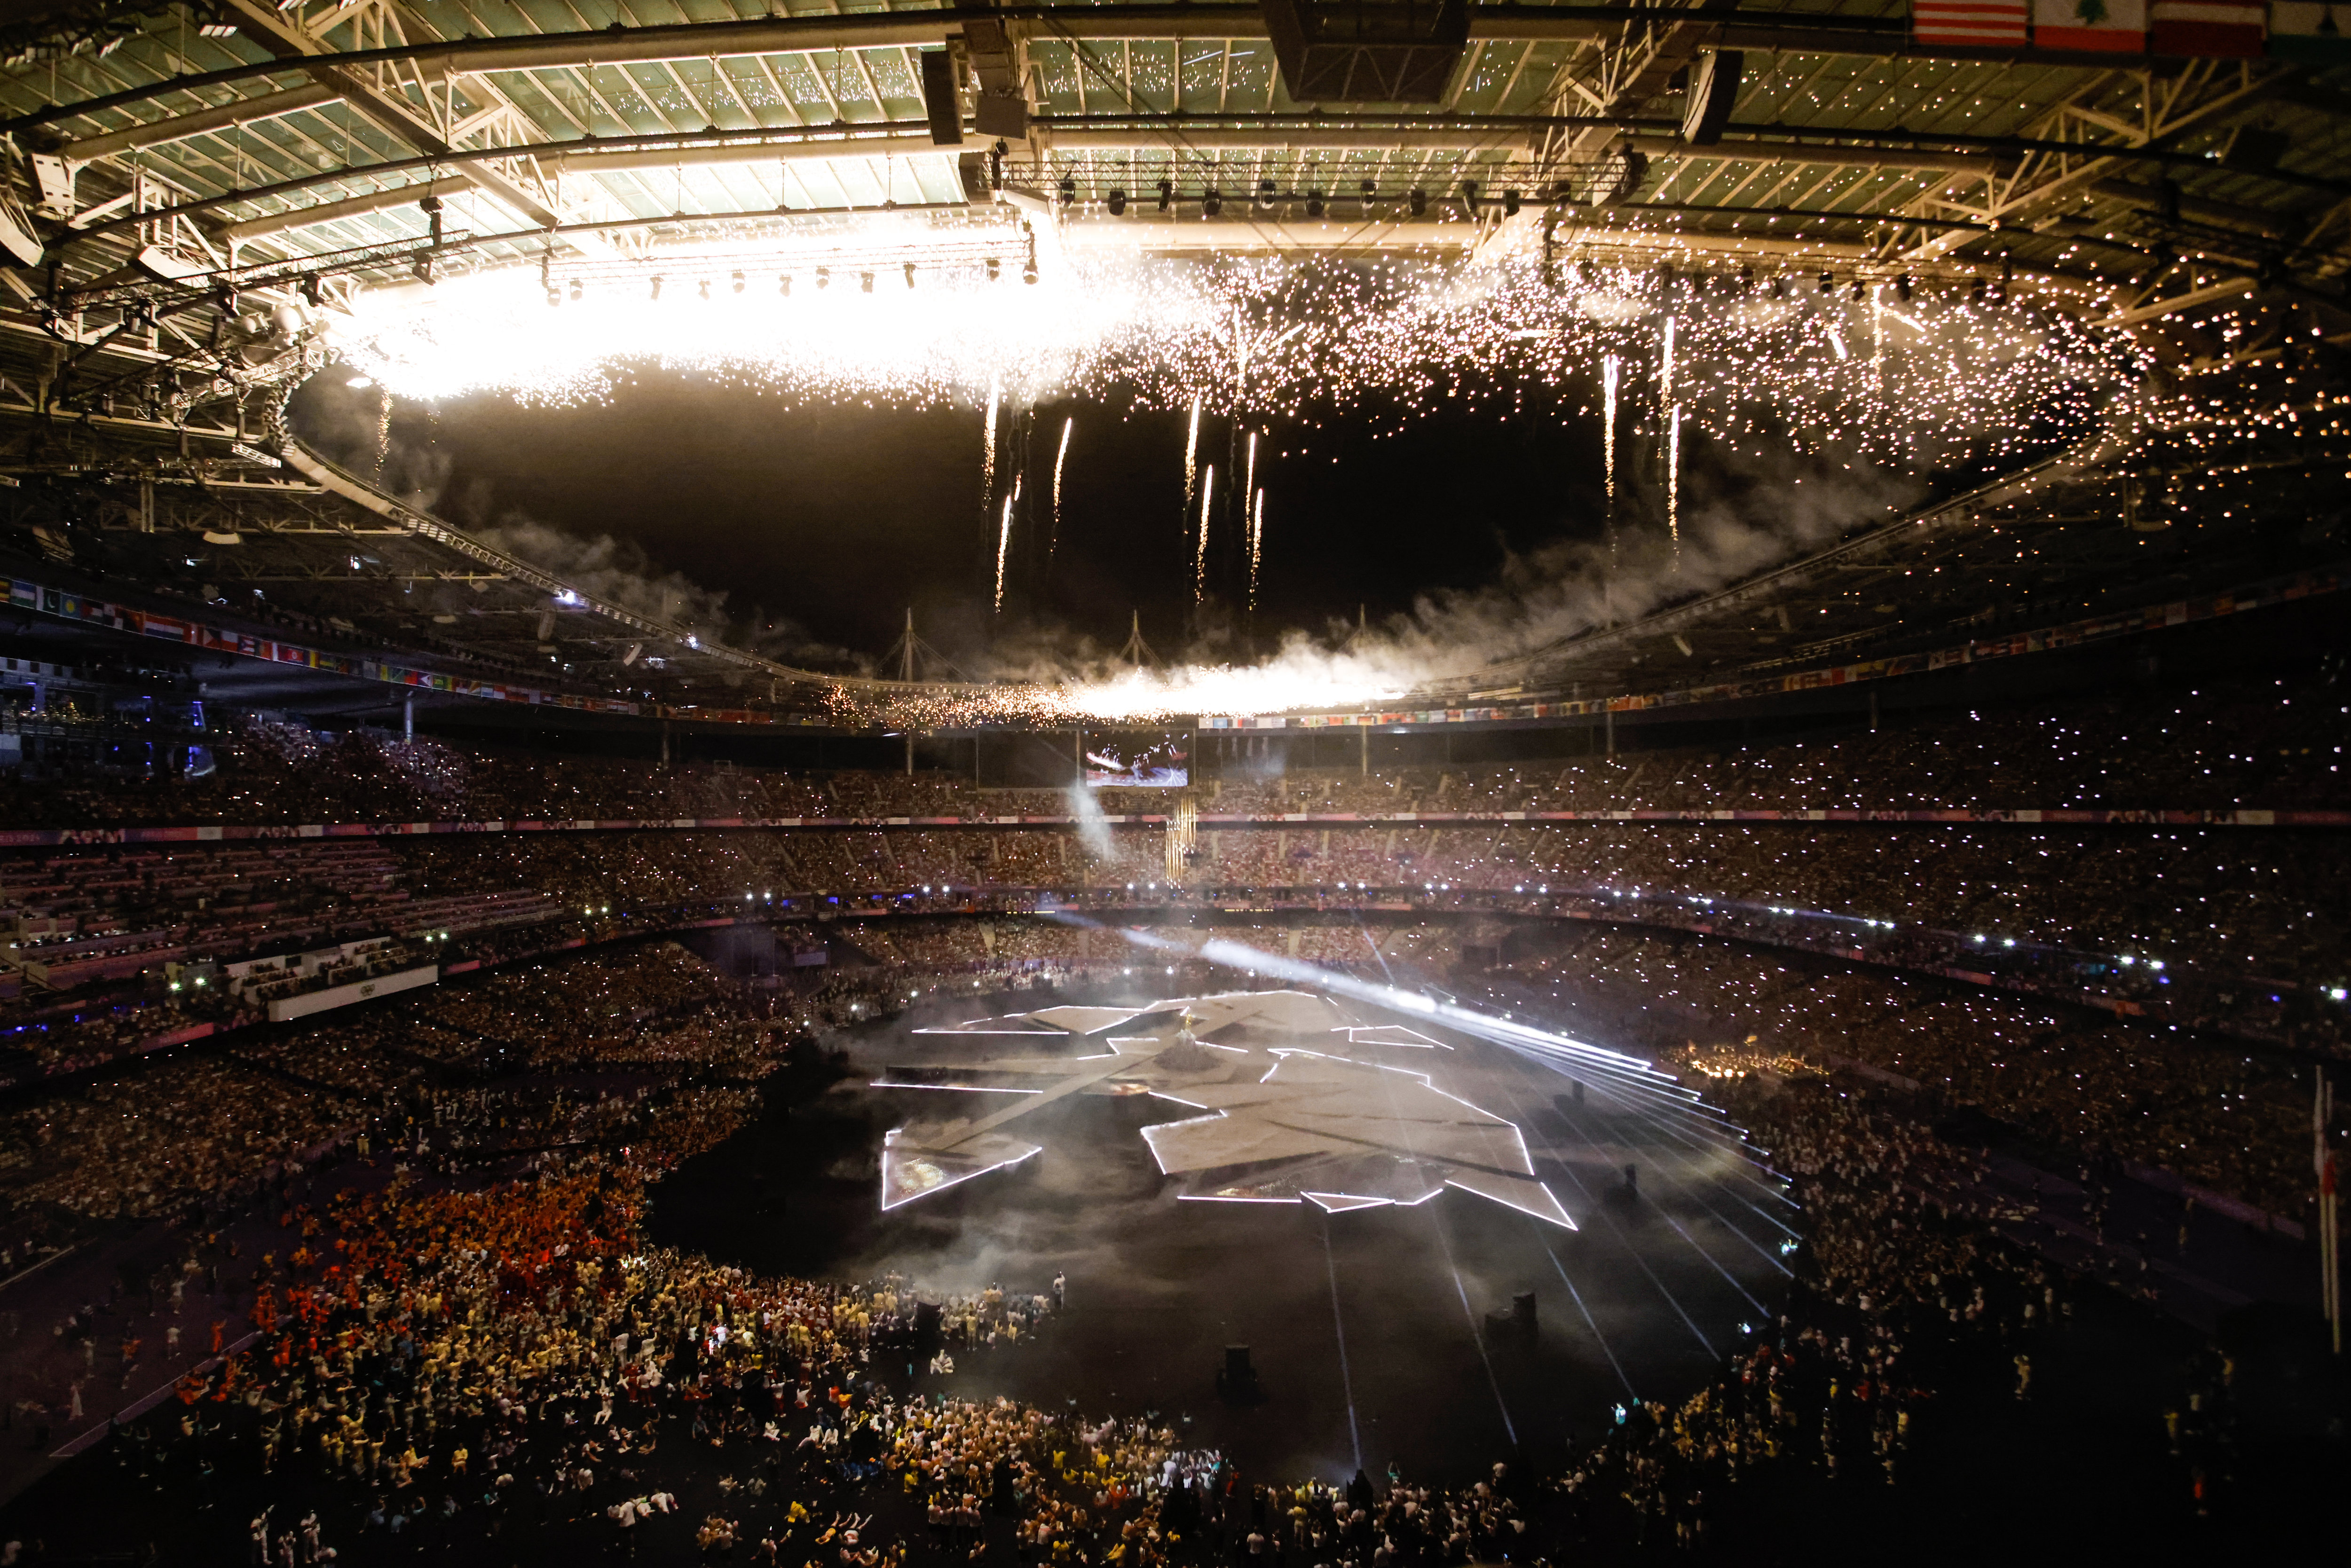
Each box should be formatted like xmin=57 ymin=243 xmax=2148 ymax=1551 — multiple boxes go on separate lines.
xmin=1109 ymin=924 xmax=1713 ymax=1126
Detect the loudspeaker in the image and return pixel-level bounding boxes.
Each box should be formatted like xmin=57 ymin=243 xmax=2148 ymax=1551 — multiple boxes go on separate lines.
xmin=1680 ymin=51 xmax=1743 ymax=147
xmin=920 ymin=50 xmax=963 ymax=146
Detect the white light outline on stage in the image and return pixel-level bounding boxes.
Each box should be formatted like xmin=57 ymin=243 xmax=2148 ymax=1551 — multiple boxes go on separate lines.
xmin=1176 ymin=1193 xmax=1301 ymax=1205
xmin=878 ymin=1127 xmax=1042 ymax=1212
xmin=1302 ymin=1192 xmax=1393 ymax=1213
xmin=867 ymin=1081 xmax=1042 ymax=1095
xmin=1127 ymin=1045 xmax=1572 ymax=1227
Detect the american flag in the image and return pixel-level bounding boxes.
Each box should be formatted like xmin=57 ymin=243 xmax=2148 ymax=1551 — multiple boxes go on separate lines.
xmin=1914 ymin=0 xmax=2032 ymax=44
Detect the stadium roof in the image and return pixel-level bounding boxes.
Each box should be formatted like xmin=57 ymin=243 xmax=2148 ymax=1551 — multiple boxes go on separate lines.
xmin=0 ymin=2 xmax=2347 ymax=729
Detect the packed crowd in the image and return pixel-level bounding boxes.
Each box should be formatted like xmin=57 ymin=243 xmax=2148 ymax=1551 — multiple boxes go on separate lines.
xmin=0 ymin=672 xmax=2345 ymax=834
xmin=1485 ymin=925 xmax=2318 ymax=1218
xmin=0 ymin=955 xmax=2273 ymax=1562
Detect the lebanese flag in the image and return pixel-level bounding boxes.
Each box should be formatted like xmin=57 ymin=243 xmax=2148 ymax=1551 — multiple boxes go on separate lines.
xmin=1914 ymin=0 xmax=2031 ymax=44
xmin=2034 ymin=0 xmax=2150 ymax=47
xmin=2151 ymin=0 xmax=2267 ymax=51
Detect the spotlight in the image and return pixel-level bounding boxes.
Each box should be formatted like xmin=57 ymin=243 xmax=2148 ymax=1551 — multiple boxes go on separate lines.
xmin=1257 ymin=177 xmax=1276 ymax=202
xmin=411 ymin=252 xmax=436 ymax=285
xmin=1156 ymin=178 xmax=1173 ymax=212
xmin=1502 ymin=188 xmax=1521 ymax=217
xmin=569 ymin=278 xmax=583 ymax=301
xmin=1460 ymin=178 xmax=1480 ymax=215
xmin=1107 ymin=188 xmax=1128 ymax=215
xmin=1058 ymin=175 xmax=1076 ymax=205
xmin=1409 ymin=186 xmax=1427 ymax=217
xmin=545 ymin=286 xmax=560 ymax=307
xmin=1305 ymin=189 xmax=1324 ymax=219
xmin=648 ymin=274 xmax=663 ymax=300
xmin=732 ymin=270 xmax=745 ymax=293
xmin=697 ymin=277 xmax=710 ymax=300
xmin=1022 ymin=258 xmax=1038 ymax=284
xmin=1895 ymin=273 xmax=1913 ymax=302
xmin=778 ymin=273 xmax=791 ymax=296
xmin=816 ymin=267 xmax=830 ymax=290
xmin=904 ymin=261 xmax=917 ymax=288
xmin=298 ymin=274 xmax=322 ymax=307
xmin=986 ymin=256 xmax=1001 ymax=281
xmin=1969 ymin=276 xmax=1987 ymax=303
xmin=1202 ymin=188 xmax=1222 ymax=217
xmin=1851 ymin=277 xmax=1864 ymax=299
xmin=1818 ymin=269 xmax=1832 ymax=293
xmin=1771 ymin=273 xmax=1786 ymax=299
xmin=1360 ymin=178 xmax=1376 ymax=198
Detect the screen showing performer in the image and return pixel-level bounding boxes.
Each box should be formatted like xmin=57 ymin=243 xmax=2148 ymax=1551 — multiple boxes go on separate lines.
xmin=1082 ymin=729 xmax=1192 ymax=788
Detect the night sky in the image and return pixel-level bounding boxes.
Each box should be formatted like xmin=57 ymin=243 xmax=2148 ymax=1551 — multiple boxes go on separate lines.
xmin=291 ymin=370 xmax=1615 ymax=673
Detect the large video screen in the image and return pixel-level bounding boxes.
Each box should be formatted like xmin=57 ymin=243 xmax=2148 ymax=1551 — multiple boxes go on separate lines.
xmin=1082 ymin=728 xmax=1192 ymax=788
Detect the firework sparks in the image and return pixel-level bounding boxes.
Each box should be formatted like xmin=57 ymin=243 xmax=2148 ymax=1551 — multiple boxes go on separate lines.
xmin=1249 ymin=487 xmax=1265 ymax=611
xmin=994 ymin=491 xmax=1015 ymax=613
xmin=982 ymin=372 xmax=1001 ymax=500
xmin=1050 ymin=415 xmax=1073 ymax=568
xmin=1194 ymin=463 xmax=1215 ymax=606
xmin=1182 ymin=390 xmax=1203 ymax=535
xmin=337 ymin=252 xmax=2129 ymax=484
xmin=1668 ymin=404 xmax=1682 ymax=565
xmin=1601 ymin=352 xmax=1620 ymax=567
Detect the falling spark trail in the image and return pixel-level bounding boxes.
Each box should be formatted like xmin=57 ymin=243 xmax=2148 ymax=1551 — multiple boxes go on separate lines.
xmin=1660 ymin=319 xmax=1680 ymax=567
xmin=1050 ymin=416 xmax=1073 ymax=568
xmin=1248 ymin=488 xmax=1265 ymax=610
xmin=1668 ymin=405 xmax=1682 ymax=564
xmin=981 ymin=374 xmax=1001 ymax=500
xmin=1601 ymin=353 xmax=1619 ymax=569
xmin=1243 ymin=428 xmax=1258 ymax=506
xmin=994 ymin=492 xmax=1014 ymax=612
xmin=1182 ymin=391 xmax=1202 ymax=509
xmin=1194 ymin=463 xmax=1215 ymax=604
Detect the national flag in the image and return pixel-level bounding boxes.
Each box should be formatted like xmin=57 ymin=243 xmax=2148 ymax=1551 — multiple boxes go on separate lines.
xmin=2034 ymin=0 xmax=2151 ymax=48
xmin=2267 ymin=1 xmax=2351 ymax=59
xmin=2152 ymin=0 xmax=2267 ymax=51
xmin=1914 ymin=0 xmax=2032 ymax=43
